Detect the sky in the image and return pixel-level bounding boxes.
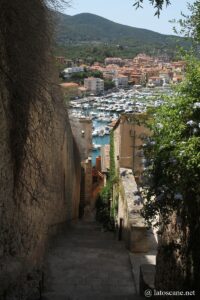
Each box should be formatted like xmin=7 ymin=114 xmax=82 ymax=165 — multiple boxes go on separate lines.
xmin=63 ymin=0 xmax=195 ymax=35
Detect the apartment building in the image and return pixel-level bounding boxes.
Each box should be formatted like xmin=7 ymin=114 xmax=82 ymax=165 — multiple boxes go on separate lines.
xmin=113 ymin=75 xmax=129 ymax=88
xmin=84 ymin=77 xmax=104 ymax=94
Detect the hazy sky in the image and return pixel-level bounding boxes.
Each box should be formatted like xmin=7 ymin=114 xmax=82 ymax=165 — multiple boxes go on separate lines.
xmin=63 ymin=0 xmax=195 ymax=35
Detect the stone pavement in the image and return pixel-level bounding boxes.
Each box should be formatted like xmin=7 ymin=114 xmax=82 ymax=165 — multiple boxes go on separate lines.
xmin=42 ymin=220 xmax=142 ymax=300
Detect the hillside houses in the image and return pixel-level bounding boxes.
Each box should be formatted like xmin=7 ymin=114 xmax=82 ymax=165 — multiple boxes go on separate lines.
xmin=58 ymin=53 xmax=185 ymax=99
xmin=61 ymin=66 xmax=85 ymax=79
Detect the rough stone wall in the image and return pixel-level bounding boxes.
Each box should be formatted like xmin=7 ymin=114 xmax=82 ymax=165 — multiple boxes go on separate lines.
xmin=0 ymin=73 xmax=15 ymax=260
xmin=0 ymin=82 xmax=81 ymax=300
xmin=0 ymin=1 xmax=81 ymax=299
xmin=155 ymin=215 xmax=189 ymax=292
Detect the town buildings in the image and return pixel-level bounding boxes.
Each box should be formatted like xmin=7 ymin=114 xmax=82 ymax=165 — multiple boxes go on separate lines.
xmin=58 ymin=54 xmax=185 ymax=99
xmin=62 ymin=66 xmax=84 ymax=79
xmin=113 ymin=75 xmax=129 ymax=88
xmin=105 ymin=57 xmax=124 ymax=66
xmin=84 ymin=77 xmax=104 ymax=94
xmin=147 ymin=76 xmax=163 ymax=87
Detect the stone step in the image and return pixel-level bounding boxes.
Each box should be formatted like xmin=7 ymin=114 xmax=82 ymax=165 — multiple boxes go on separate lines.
xmin=44 ymin=220 xmax=137 ymax=300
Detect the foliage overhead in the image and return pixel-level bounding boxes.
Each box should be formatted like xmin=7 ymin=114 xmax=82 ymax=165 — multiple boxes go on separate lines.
xmin=133 ymin=0 xmax=171 ymax=16
xmin=171 ymin=1 xmax=200 ymax=46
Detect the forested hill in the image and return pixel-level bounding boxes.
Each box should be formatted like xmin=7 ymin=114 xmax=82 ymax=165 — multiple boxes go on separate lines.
xmin=54 ymin=12 xmax=185 ymax=46
xmin=53 ymin=12 xmax=189 ymax=62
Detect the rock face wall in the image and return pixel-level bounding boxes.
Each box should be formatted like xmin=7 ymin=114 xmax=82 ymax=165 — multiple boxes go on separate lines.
xmin=155 ymin=216 xmax=189 ymax=292
xmin=0 ymin=1 xmax=81 ymax=299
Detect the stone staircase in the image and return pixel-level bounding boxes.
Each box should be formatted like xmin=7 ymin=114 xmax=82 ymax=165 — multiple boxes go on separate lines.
xmin=42 ymin=220 xmax=143 ymax=300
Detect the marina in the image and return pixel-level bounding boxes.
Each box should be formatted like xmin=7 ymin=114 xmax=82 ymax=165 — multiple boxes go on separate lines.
xmin=69 ymin=86 xmax=172 ymax=165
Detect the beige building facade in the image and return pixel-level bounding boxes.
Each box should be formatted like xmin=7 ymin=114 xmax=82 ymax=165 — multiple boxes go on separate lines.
xmin=84 ymin=77 xmax=104 ymax=94
xmin=113 ymin=75 xmax=129 ymax=88
xmin=113 ymin=113 xmax=150 ymax=183
xmin=69 ymin=117 xmax=92 ymax=161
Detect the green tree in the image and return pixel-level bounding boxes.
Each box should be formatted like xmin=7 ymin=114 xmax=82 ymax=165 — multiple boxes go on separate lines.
xmin=104 ymin=79 xmax=115 ymax=91
xmin=142 ymin=55 xmax=200 ymax=289
xmin=172 ymin=1 xmax=200 ymax=47
xmin=140 ymin=1 xmax=200 ymax=289
xmin=96 ymin=131 xmax=117 ymax=230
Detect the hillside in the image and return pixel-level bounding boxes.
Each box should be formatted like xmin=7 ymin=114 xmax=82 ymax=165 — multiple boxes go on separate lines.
xmin=53 ymin=12 xmax=189 ymax=62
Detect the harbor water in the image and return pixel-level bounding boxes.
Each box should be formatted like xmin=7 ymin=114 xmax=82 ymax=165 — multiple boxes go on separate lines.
xmin=69 ymin=86 xmax=172 ymax=166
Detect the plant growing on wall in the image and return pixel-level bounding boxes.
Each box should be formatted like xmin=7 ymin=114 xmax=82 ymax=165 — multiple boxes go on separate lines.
xmin=0 ymin=0 xmax=71 ymax=202
xmin=96 ymin=130 xmax=119 ymax=230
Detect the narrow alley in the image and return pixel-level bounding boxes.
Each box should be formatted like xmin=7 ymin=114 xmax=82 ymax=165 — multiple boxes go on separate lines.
xmin=42 ymin=219 xmax=142 ymax=300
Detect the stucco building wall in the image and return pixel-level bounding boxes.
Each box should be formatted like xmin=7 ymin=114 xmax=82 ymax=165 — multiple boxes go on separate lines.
xmin=70 ymin=117 xmax=92 ymax=161
xmin=113 ymin=114 xmax=150 ymax=182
